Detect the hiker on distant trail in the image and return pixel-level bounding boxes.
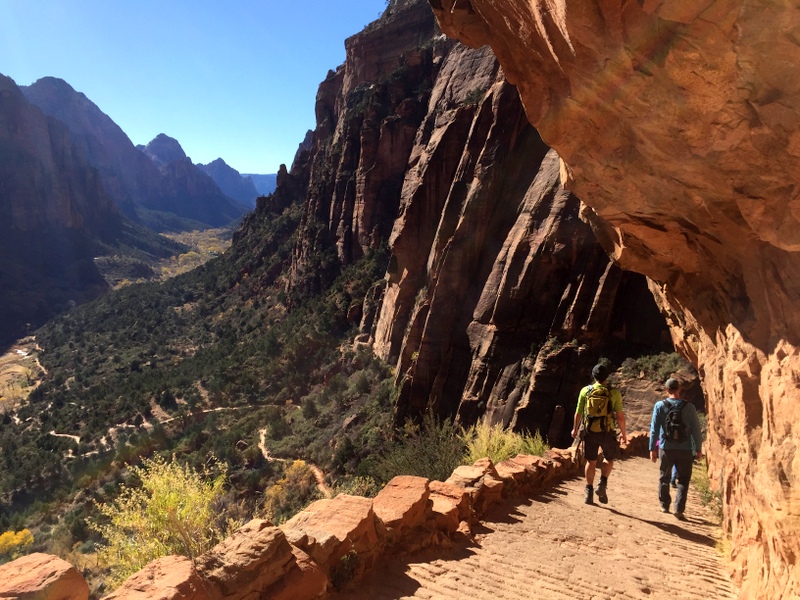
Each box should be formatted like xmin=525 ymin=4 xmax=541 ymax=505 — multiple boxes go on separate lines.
xmin=649 ymin=377 xmax=703 ymax=521
xmin=571 ymin=363 xmax=628 ymax=505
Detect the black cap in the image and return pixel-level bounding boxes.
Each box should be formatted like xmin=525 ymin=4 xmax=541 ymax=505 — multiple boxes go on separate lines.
xmin=665 ymin=378 xmax=680 ymax=391
xmin=592 ymin=364 xmax=609 ymax=382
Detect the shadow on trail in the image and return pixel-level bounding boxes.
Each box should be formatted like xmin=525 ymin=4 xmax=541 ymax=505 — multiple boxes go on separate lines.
xmin=599 ymin=505 xmax=719 ymax=547
xmin=329 ymin=541 xmax=479 ymax=599
xmin=479 ymin=485 xmax=570 ymax=528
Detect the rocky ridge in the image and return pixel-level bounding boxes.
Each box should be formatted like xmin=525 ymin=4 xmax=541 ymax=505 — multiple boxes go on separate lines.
xmin=23 ymin=78 xmax=246 ymax=230
xmin=426 ymin=0 xmax=800 ymax=597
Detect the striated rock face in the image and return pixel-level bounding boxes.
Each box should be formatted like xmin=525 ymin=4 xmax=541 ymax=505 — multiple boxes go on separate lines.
xmin=287 ymin=0 xmax=442 ymax=299
xmin=0 ymin=74 xmax=118 ymax=343
xmin=278 ymin=0 xmax=670 ymax=447
xmin=428 ymin=0 xmax=800 ymax=597
xmin=1 ymin=75 xmax=116 ymax=232
xmin=370 ymin=45 xmax=668 ymax=437
xmin=22 ymin=76 xmax=162 ymax=220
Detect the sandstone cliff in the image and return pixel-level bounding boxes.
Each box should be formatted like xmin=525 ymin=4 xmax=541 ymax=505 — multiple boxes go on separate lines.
xmin=427 ymin=0 xmax=800 ymax=597
xmin=281 ymin=0 xmax=669 ymax=447
xmin=0 ymin=74 xmax=116 ymax=343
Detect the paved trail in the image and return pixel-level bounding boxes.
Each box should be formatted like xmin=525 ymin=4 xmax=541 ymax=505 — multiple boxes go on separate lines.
xmin=332 ymin=457 xmax=737 ymax=600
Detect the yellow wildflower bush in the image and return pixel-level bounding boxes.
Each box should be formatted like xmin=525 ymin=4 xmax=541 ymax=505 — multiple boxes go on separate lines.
xmin=0 ymin=528 xmax=33 ymax=560
xmin=262 ymin=460 xmax=320 ymax=524
xmin=90 ymin=455 xmax=232 ymax=587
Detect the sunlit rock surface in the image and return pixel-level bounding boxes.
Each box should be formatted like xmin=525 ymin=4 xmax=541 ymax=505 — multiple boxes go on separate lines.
xmin=427 ymin=0 xmax=800 ymax=597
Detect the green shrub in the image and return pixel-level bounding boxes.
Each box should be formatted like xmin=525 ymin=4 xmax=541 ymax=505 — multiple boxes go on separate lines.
xmin=620 ymin=352 xmax=692 ymax=382
xmin=464 ymin=86 xmax=487 ymax=106
xmin=334 ymin=476 xmax=382 ymax=498
xmin=461 ymin=422 xmax=549 ymax=465
xmin=90 ymin=455 xmax=233 ymax=588
xmin=330 ymin=549 xmax=359 ymax=591
xmin=369 ymin=413 xmax=465 ymax=483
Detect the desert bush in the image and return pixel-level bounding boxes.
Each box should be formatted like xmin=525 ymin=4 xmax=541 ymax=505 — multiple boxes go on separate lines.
xmin=334 ymin=476 xmax=382 ymax=498
xmin=261 ymin=460 xmax=321 ymax=524
xmin=90 ymin=455 xmax=232 ymax=587
xmin=461 ymin=422 xmax=549 ymax=465
xmin=369 ymin=413 xmax=465 ymax=483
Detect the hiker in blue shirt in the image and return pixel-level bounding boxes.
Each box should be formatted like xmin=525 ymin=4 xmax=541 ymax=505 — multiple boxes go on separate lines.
xmin=649 ymin=378 xmax=703 ymax=521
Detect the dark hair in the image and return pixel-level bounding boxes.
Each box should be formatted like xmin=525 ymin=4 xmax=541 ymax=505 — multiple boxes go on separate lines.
xmin=665 ymin=378 xmax=680 ymax=391
xmin=592 ymin=364 xmax=609 ymax=382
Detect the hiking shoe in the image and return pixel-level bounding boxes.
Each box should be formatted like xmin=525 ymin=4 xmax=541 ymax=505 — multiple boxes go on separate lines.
xmin=661 ymin=505 xmax=670 ymax=513
xmin=584 ymin=485 xmax=594 ymax=505
xmin=595 ymin=482 xmax=608 ymax=504
xmin=675 ymin=512 xmax=686 ymax=521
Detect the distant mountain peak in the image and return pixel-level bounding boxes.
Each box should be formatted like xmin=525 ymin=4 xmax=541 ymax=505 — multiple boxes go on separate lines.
xmin=142 ymin=133 xmax=187 ymax=166
xmin=198 ymin=158 xmax=259 ymax=208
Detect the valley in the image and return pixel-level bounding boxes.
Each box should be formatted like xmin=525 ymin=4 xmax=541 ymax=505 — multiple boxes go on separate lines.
xmin=1 ymin=0 xmax=797 ymax=597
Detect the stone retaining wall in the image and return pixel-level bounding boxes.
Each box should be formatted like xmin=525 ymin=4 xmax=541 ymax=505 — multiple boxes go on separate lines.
xmin=0 ymin=432 xmax=649 ymax=600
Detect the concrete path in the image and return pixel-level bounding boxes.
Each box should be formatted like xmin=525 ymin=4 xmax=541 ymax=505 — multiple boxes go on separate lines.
xmin=332 ymin=457 xmax=738 ymax=599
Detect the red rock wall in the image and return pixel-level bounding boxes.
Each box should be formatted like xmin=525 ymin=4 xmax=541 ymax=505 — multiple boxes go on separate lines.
xmin=427 ymin=0 xmax=800 ymax=597
xmin=286 ymin=0 xmax=670 ymax=443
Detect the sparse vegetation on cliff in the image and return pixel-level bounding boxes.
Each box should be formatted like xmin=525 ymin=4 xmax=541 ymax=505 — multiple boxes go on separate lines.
xmin=620 ymin=352 xmax=693 ymax=383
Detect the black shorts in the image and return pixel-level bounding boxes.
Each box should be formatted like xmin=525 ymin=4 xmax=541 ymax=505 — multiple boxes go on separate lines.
xmin=583 ymin=430 xmax=619 ymax=462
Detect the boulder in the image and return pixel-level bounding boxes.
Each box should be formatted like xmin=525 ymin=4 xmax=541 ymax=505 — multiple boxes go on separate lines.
xmin=0 ymin=553 xmax=89 ymax=600
xmin=445 ymin=458 xmax=504 ymax=514
xmin=429 ymin=480 xmax=475 ymax=526
xmin=280 ymin=495 xmax=382 ymax=577
xmin=372 ymin=475 xmax=431 ymax=536
xmin=194 ymin=519 xmax=295 ymax=600
xmin=264 ymin=547 xmax=328 ymax=600
xmin=102 ymin=556 xmax=210 ymax=600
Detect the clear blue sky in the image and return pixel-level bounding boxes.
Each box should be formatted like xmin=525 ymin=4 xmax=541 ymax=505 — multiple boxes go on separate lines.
xmin=1 ymin=0 xmax=388 ymax=174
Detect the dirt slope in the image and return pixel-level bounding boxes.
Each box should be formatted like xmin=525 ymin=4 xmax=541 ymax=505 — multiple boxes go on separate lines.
xmin=332 ymin=457 xmax=737 ymax=599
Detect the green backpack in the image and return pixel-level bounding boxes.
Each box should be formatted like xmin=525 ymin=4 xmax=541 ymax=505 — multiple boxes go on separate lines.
xmin=584 ymin=384 xmax=612 ymax=433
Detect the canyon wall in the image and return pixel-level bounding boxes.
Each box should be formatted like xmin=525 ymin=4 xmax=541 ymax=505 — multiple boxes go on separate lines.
xmin=0 ymin=74 xmax=117 ymax=343
xmin=286 ymin=0 xmax=670 ymax=447
xmin=427 ymin=0 xmax=799 ymax=597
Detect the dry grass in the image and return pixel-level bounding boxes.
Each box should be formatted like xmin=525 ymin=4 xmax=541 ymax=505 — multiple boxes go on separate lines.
xmin=0 ymin=336 xmax=45 ymax=405
xmin=461 ymin=421 xmax=549 ymax=465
